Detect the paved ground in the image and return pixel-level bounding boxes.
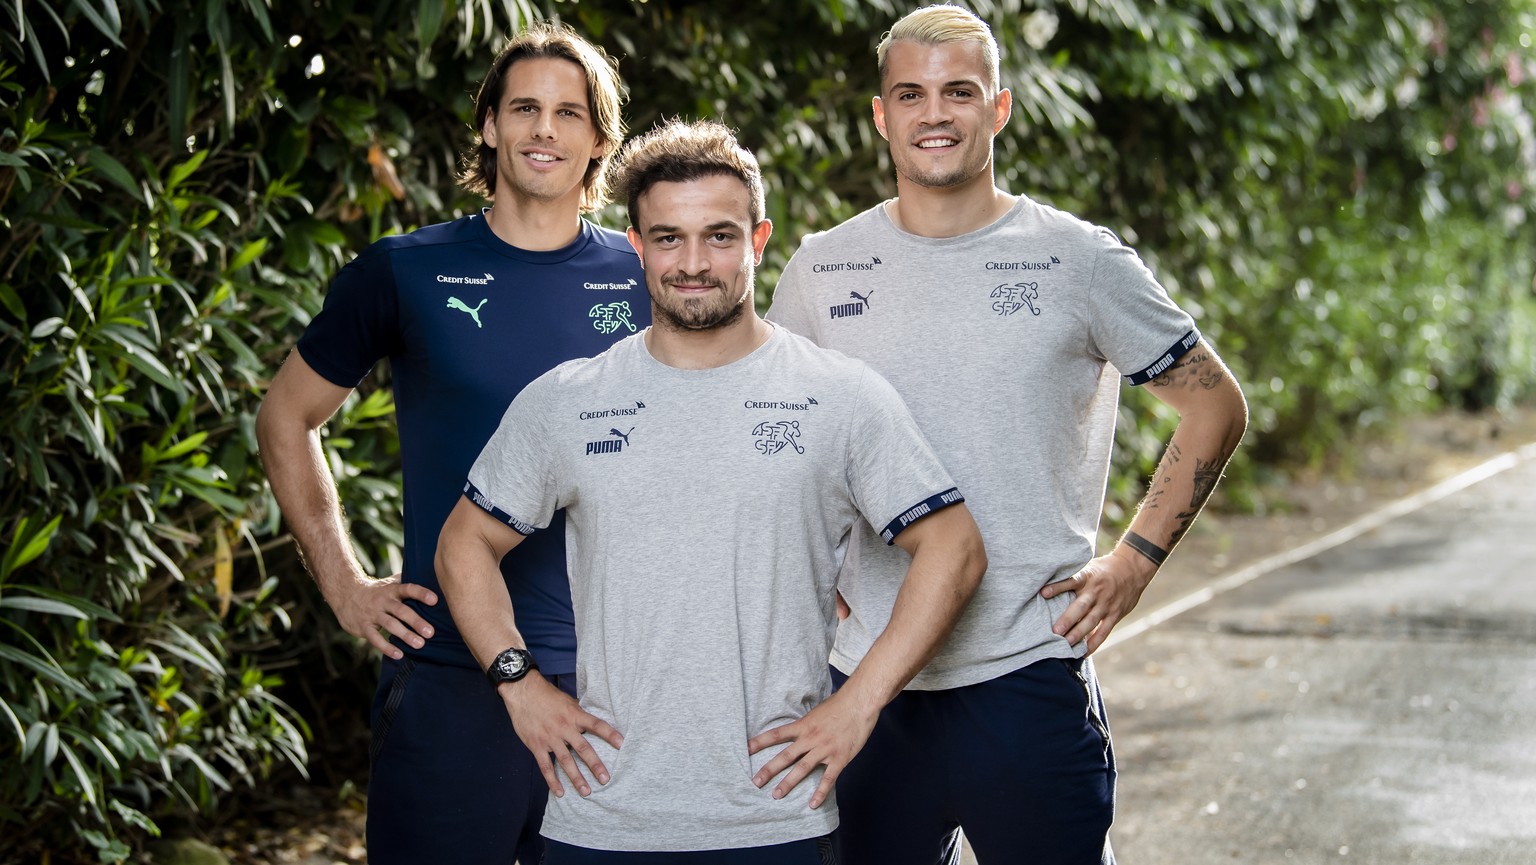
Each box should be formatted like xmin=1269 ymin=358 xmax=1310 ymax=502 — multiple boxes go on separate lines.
xmin=1096 ymin=442 xmax=1536 ymax=864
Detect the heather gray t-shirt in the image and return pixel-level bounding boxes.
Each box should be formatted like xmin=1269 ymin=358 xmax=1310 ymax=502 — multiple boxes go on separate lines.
xmin=464 ymin=324 xmax=960 ymax=851
xmin=768 ymin=196 xmax=1197 ymax=690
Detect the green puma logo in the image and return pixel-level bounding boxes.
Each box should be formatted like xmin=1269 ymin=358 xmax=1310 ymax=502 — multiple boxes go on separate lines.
xmin=447 ymin=297 xmax=488 ymax=328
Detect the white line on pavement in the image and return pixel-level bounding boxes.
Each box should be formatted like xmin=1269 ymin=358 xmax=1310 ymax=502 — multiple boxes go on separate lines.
xmin=1100 ymin=441 xmax=1536 ymax=654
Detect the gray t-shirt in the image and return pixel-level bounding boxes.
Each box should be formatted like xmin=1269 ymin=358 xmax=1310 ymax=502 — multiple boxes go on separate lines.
xmin=464 ymin=324 xmax=960 ymax=851
xmin=768 ymin=196 xmax=1197 ymax=690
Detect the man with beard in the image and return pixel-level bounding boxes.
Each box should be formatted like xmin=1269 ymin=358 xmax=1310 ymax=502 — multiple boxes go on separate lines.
xmin=435 ymin=119 xmax=987 ymax=863
xmin=256 ymin=22 xmax=649 ymax=865
xmin=766 ymin=5 xmax=1249 ymax=864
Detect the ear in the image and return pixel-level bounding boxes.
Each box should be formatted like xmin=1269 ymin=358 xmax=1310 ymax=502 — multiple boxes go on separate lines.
xmin=750 ymin=219 xmax=774 ymax=265
xmin=872 ymin=96 xmax=889 ymax=141
xmin=993 ymin=87 xmax=1012 ymax=135
xmin=482 ymin=109 xmax=498 ymax=149
xmin=625 ymin=226 xmax=644 ymax=265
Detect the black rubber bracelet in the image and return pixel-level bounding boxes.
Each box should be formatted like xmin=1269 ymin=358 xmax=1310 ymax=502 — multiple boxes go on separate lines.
xmin=1123 ymin=530 xmax=1169 ymax=568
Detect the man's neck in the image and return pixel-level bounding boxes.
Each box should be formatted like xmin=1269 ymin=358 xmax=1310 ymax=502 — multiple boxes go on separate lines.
xmin=888 ymin=173 xmax=1015 ymax=239
xmin=484 ymin=191 xmax=584 ymax=251
xmin=644 ymin=313 xmax=773 ymax=371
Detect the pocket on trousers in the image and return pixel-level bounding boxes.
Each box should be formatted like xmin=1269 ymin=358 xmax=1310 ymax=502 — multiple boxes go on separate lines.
xmin=370 ymin=657 xmax=416 ymax=766
xmin=1066 ymin=658 xmax=1112 ymax=764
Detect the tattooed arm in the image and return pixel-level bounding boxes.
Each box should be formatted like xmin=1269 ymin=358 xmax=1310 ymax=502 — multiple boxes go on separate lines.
xmin=1040 ymin=338 xmax=1248 ymax=654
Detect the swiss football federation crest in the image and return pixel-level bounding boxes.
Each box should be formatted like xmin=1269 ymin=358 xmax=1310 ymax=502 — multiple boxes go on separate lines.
xmin=752 ymin=420 xmax=805 ymax=455
xmin=991 ymin=282 xmax=1042 ymax=317
xmin=590 ymin=301 xmax=638 ymax=335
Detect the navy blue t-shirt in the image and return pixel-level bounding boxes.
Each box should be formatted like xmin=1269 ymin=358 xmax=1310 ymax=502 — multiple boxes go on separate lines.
xmin=297 ymin=212 xmax=649 ymax=672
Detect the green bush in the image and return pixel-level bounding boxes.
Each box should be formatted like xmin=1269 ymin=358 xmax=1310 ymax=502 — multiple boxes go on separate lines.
xmin=2 ymin=1 xmax=1534 ymax=861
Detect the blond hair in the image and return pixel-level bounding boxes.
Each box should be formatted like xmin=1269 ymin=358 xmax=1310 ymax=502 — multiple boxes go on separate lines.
xmin=877 ymin=4 xmax=1000 ymax=91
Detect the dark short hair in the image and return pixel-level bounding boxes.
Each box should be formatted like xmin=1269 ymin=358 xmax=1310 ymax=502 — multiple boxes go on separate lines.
xmin=458 ymin=21 xmax=626 ymax=212
xmin=611 ymin=119 xmax=765 ymax=230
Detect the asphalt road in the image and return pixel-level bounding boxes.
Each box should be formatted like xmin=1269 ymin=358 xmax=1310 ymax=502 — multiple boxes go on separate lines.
xmin=1092 ymin=443 xmax=1536 ymax=864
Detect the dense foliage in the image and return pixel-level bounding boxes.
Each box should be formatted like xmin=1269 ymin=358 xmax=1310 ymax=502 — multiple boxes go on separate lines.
xmin=2 ymin=0 xmax=1533 ymax=860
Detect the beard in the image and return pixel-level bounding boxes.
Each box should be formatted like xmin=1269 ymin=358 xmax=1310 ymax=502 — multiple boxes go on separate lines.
xmin=649 ymin=275 xmax=751 ymax=332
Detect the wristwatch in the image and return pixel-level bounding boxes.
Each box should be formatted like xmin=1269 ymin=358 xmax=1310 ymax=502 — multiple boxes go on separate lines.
xmin=486 ymin=646 xmax=538 ymax=687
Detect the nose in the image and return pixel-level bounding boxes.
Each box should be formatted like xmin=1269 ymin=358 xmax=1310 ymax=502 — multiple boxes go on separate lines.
xmin=918 ymin=96 xmax=952 ymax=128
xmin=532 ymin=109 xmax=556 ymax=140
xmin=679 ymin=239 xmax=711 ymax=275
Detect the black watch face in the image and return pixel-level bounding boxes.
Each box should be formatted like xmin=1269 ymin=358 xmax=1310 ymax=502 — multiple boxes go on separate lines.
xmin=494 ymin=650 xmax=528 ymax=680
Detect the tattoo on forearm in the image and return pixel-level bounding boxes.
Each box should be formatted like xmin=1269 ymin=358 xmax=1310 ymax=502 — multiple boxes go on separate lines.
xmin=1149 ymin=352 xmax=1225 ymax=391
xmin=1169 ymin=510 xmax=1197 ymax=546
xmin=1190 ymin=457 xmax=1220 ymax=508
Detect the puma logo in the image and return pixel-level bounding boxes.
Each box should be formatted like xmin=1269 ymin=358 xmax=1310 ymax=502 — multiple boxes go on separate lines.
xmin=447 ymin=297 xmax=488 ymax=328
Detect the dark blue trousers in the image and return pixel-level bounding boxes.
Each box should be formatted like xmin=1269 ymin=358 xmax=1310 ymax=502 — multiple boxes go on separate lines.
xmin=831 ymin=658 xmax=1116 ymax=865
xmin=366 ymin=656 xmax=577 ymax=865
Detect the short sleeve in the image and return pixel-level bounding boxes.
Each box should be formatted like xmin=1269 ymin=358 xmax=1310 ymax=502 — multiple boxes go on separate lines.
xmin=296 ymin=243 xmax=405 ymax=388
xmin=844 ymin=366 xmax=963 ymax=544
xmin=1082 ymin=230 xmax=1199 ymax=386
xmin=765 ymin=246 xmax=822 ymax=344
xmin=463 ymin=376 xmax=562 ymax=536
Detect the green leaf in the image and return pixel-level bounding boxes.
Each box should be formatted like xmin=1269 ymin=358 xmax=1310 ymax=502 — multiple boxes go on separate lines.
xmin=157 ymin=431 xmax=209 ymax=461
xmin=168 ymin=18 xmax=191 ymax=146
xmin=59 ymin=741 xmax=99 ymax=807
xmin=0 ymin=597 xmax=91 ymax=619
xmin=241 ymin=0 xmax=274 ymax=42
xmin=170 ymin=743 xmax=232 ymax=791
xmin=227 ymin=238 xmax=269 ymax=272
xmin=3 ymin=585 xmax=119 ymax=621
xmin=67 ymin=0 xmax=125 ymax=46
xmin=0 ymin=695 xmax=23 ymax=741
xmin=0 ymin=643 xmax=92 ymax=699
xmin=84 ymin=149 xmax=143 ymax=204
xmin=418 ymin=0 xmax=446 ymax=50
xmin=2 ymin=514 xmax=63 ymax=579
xmin=166 ymin=149 xmax=209 ymax=191
xmin=0 ymin=284 xmax=26 ymax=322
xmin=99 ymin=328 xmax=185 ymax=395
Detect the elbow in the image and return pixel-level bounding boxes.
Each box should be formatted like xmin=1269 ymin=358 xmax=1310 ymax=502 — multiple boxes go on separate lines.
xmin=1226 ymin=383 xmax=1251 ymax=452
xmin=960 ymin=532 xmax=987 ymax=604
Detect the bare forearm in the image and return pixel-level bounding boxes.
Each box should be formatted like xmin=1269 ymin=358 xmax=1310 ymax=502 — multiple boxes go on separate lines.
xmin=1123 ymin=343 xmax=1248 ymax=560
xmin=435 ymin=503 xmax=525 ymax=671
xmin=841 ymin=508 xmax=985 ymax=710
xmin=257 ymin=411 xmax=368 ymax=596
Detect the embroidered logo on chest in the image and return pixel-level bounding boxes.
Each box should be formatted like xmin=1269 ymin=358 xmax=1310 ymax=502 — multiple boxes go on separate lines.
xmin=752 ymin=420 xmax=806 ymax=455
xmin=990 ymin=282 xmax=1042 ymax=317
xmin=589 ymin=301 xmax=639 ymax=334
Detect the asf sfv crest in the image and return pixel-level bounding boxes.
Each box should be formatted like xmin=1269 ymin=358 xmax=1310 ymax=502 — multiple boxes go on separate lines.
xmin=991 ymin=282 xmax=1041 ymax=317
xmin=753 ymin=420 xmax=805 ymax=455
xmin=590 ymin=301 xmax=639 ymax=335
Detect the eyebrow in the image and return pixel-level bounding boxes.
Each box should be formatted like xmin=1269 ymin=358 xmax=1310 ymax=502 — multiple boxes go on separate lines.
xmin=646 ymin=220 xmax=743 ymax=235
xmin=506 ymin=96 xmax=589 ymax=112
xmin=888 ymin=79 xmax=983 ymax=92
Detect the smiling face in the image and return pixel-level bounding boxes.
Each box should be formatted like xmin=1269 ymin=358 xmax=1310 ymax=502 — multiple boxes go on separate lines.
xmin=626 ymin=174 xmax=772 ymax=333
xmin=873 ymin=39 xmax=1012 ymax=192
xmin=481 ymin=56 xmax=606 ymax=208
